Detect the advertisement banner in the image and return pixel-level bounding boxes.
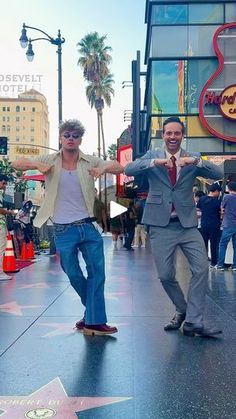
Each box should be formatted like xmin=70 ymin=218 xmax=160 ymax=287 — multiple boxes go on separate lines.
xmin=117 ymin=145 xmax=134 ymax=196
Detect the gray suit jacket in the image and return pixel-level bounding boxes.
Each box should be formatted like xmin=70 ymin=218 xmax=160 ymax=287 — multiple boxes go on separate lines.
xmin=125 ymin=149 xmax=224 ymax=228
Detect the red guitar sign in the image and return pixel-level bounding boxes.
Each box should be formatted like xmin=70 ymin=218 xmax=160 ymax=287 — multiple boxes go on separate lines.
xmin=199 ymin=22 xmax=236 ymax=143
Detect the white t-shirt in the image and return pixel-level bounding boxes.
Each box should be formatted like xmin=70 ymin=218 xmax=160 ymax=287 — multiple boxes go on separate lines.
xmin=52 ymin=169 xmax=90 ymax=224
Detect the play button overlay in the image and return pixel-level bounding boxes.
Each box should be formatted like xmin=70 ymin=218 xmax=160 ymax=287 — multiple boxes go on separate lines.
xmin=110 ymin=201 xmax=127 ymax=218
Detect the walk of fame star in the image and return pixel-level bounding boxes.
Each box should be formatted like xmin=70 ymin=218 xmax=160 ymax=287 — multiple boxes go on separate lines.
xmin=18 ymin=283 xmax=50 ymax=289
xmin=0 ymin=301 xmax=42 ymax=315
xmin=0 ymin=377 xmax=131 ymax=418
xmin=36 ymin=322 xmax=128 ymax=337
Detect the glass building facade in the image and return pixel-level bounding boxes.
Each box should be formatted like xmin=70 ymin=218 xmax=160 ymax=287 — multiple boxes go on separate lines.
xmin=141 ymin=0 xmax=236 ymax=156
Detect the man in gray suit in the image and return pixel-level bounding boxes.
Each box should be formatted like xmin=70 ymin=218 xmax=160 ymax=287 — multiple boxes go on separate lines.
xmin=125 ymin=117 xmax=223 ymax=337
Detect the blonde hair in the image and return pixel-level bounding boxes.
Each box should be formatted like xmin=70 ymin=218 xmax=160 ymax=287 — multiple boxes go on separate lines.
xmin=59 ymin=119 xmax=85 ymax=137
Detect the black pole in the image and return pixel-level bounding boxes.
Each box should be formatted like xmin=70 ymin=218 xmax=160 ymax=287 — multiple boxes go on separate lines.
xmin=20 ymin=24 xmax=65 ymax=150
xmin=57 ymin=30 xmax=63 ymax=127
xmin=132 ymin=50 xmax=141 ymax=159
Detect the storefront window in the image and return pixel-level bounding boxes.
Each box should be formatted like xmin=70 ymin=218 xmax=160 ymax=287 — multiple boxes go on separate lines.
xmin=151 ymin=116 xmax=162 ymax=139
xmin=212 ymin=62 xmax=236 ymax=92
xmin=204 ymin=116 xmax=236 ymax=140
xmin=151 ymin=25 xmax=219 ymax=58
xmin=152 ymin=61 xmax=187 ymax=114
xmin=188 ymin=26 xmax=219 ymax=56
xmin=187 ymin=59 xmax=218 ymax=113
xmin=152 ymin=26 xmax=188 ymax=57
xmin=189 ymin=4 xmax=224 ymax=24
xmin=225 ymin=4 xmax=236 ymax=22
xmin=218 ymin=26 xmax=236 ymax=62
xmin=151 ymin=58 xmax=219 ymax=120
xmin=186 ymin=137 xmax=223 ymax=153
xmin=151 ymin=5 xmax=187 ymax=24
xmin=186 ymin=116 xmax=211 ymax=137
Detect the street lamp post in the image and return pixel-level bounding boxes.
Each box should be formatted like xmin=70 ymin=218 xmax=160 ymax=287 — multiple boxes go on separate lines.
xmin=19 ymin=23 xmax=65 ymax=136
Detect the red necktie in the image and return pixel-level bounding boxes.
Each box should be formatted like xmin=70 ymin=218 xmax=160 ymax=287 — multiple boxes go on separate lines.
xmin=168 ymin=156 xmax=177 ymax=186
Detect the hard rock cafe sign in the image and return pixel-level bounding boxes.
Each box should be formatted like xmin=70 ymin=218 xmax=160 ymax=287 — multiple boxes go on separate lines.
xmin=204 ymin=85 xmax=236 ymax=120
xmin=199 ymin=22 xmax=236 ymax=142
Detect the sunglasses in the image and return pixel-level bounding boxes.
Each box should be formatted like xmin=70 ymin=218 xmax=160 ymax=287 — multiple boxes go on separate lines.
xmin=62 ymin=132 xmax=80 ymax=139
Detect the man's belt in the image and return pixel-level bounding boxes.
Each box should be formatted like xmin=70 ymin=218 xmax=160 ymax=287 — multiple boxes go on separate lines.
xmin=53 ymin=217 xmax=96 ymax=227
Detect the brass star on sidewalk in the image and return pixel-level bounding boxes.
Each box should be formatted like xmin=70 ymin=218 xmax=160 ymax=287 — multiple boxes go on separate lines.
xmin=0 ymin=377 xmax=131 ymax=418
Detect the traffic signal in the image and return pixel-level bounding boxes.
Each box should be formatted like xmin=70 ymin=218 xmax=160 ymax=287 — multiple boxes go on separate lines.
xmin=0 ymin=137 xmax=8 ymax=155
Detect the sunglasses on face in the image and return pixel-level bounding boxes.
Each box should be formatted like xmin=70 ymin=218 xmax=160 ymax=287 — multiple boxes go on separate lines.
xmin=62 ymin=132 xmax=80 ymax=139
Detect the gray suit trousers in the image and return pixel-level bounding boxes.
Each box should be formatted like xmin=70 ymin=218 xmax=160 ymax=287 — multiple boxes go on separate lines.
xmin=149 ymin=222 xmax=208 ymax=326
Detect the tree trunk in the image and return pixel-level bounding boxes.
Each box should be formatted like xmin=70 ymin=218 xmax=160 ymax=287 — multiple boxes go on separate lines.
xmin=97 ymin=110 xmax=102 ymax=198
xmin=99 ymin=113 xmax=107 ymax=214
xmin=100 ymin=112 xmax=106 ymax=160
xmin=97 ymin=110 xmax=101 ymax=158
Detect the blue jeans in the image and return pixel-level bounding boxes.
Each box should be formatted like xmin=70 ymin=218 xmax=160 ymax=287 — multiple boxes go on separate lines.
xmin=47 ymin=225 xmax=56 ymax=255
xmin=124 ymin=229 xmax=135 ymax=250
xmin=218 ymin=227 xmax=236 ymax=267
xmin=54 ymin=222 xmax=107 ymax=325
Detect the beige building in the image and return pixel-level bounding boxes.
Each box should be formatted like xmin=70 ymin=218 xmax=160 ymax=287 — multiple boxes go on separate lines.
xmin=0 ymin=89 xmax=49 ymax=161
xmin=0 ymin=89 xmax=50 ymax=205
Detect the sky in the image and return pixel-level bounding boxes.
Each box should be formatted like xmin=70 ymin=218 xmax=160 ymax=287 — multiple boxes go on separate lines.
xmin=0 ymin=0 xmax=147 ymax=154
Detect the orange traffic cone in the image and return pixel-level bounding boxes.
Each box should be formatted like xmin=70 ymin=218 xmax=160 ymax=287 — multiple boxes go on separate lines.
xmin=20 ymin=242 xmax=28 ymax=261
xmin=2 ymin=234 xmax=20 ymax=273
xmin=26 ymin=241 xmax=35 ymax=259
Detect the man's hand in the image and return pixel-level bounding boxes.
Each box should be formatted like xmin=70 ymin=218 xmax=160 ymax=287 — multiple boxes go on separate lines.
xmin=153 ymin=158 xmax=173 ymax=169
xmin=9 ymin=209 xmax=17 ymax=216
xmin=88 ymin=167 xmax=105 ymax=179
xmin=178 ymin=157 xmax=198 ymax=167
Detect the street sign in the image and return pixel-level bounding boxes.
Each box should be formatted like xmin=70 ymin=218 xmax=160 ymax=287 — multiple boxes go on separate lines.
xmin=0 ymin=137 xmax=7 ymax=155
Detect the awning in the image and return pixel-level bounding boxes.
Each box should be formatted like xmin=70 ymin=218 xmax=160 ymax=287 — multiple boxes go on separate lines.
xmin=22 ymin=174 xmax=45 ymax=182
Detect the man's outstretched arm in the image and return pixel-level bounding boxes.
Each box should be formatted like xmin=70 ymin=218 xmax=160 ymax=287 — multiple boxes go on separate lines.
xmin=11 ymin=158 xmax=53 ymax=174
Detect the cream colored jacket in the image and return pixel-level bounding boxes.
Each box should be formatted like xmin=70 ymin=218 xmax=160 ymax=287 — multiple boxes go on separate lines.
xmin=33 ymin=150 xmax=110 ymax=228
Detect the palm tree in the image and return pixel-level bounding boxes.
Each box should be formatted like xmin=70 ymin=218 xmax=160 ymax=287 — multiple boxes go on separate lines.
xmin=77 ymin=32 xmax=114 ymax=159
xmin=85 ymin=73 xmax=114 ymax=159
xmin=77 ymin=32 xmax=114 ymax=209
xmin=107 ymin=144 xmax=117 ymax=161
xmin=77 ymin=32 xmax=112 ymax=83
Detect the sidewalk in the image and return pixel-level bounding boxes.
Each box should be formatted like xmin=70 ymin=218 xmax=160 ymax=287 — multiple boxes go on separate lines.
xmin=0 ymin=237 xmax=235 ymax=419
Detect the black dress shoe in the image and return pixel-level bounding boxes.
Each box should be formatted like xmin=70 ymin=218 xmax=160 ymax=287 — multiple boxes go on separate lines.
xmin=183 ymin=322 xmax=222 ymax=337
xmin=164 ymin=313 xmax=186 ymax=331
